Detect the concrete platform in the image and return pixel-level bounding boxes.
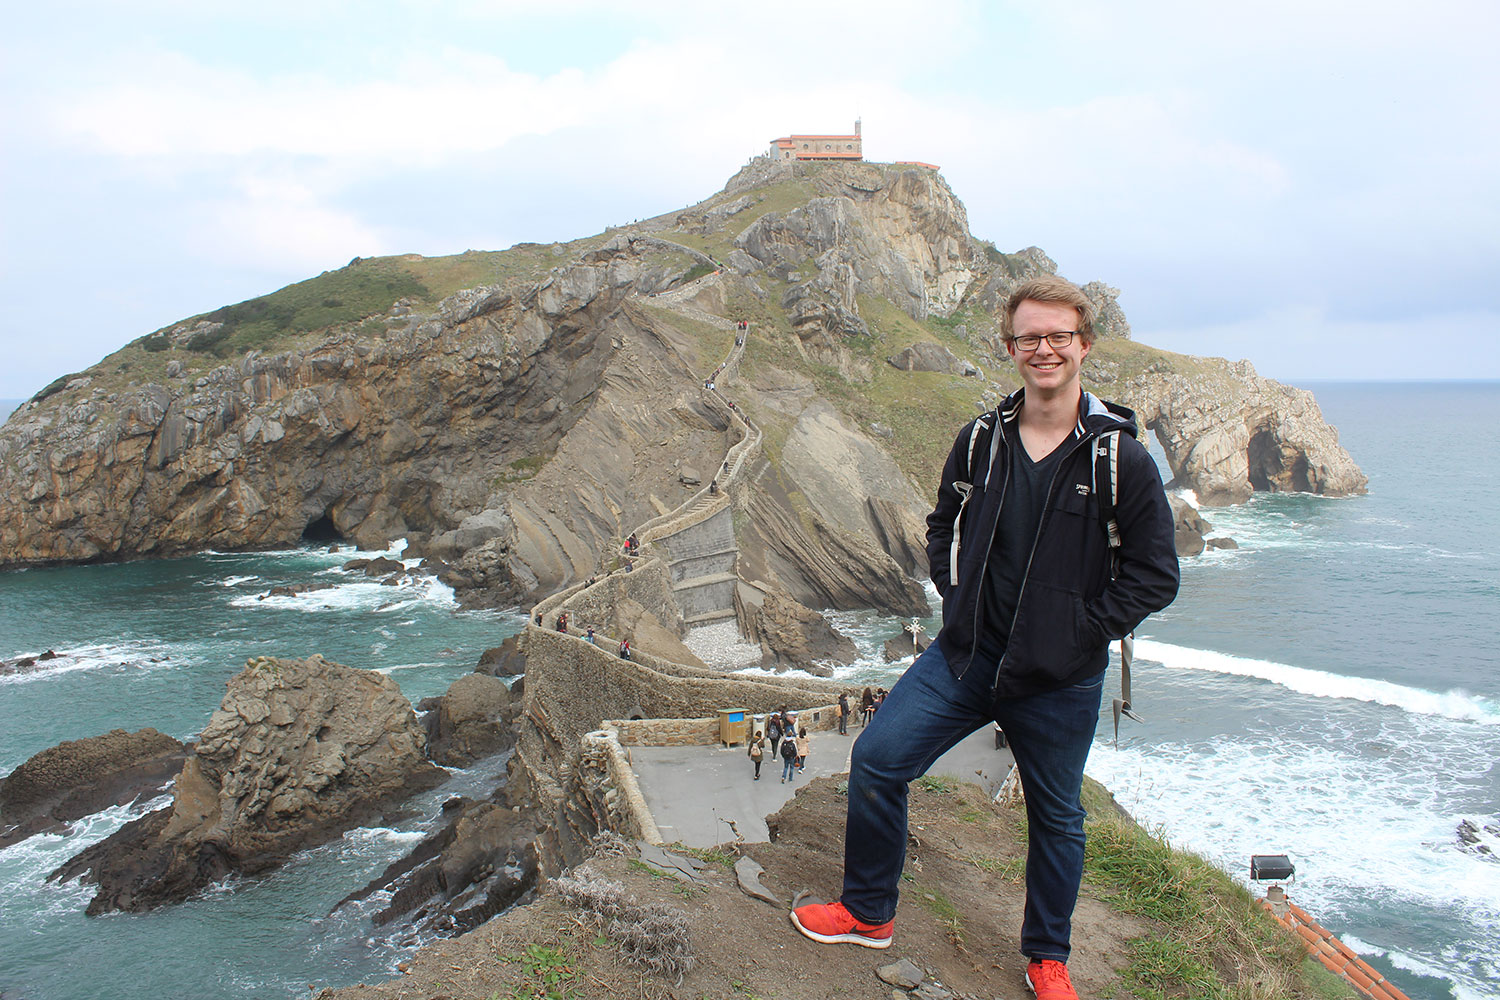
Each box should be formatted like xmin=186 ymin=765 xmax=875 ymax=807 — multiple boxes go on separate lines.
xmin=628 ymin=723 xmax=1016 ymax=848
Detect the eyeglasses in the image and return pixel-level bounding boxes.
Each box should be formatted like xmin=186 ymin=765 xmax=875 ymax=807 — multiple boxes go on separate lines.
xmin=1012 ymin=331 xmax=1076 ymax=351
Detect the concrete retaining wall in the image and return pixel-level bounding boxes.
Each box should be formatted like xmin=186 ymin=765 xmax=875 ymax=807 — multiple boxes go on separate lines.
xmin=668 ymin=549 xmax=737 ymax=583
xmin=607 ymin=705 xmax=842 ymax=747
xmin=658 ymin=505 xmax=735 ymax=564
xmin=673 ymin=576 xmax=737 ymax=619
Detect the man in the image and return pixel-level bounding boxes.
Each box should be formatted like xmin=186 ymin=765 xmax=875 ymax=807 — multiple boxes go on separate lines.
xmin=790 ymin=276 xmax=1179 ymax=1000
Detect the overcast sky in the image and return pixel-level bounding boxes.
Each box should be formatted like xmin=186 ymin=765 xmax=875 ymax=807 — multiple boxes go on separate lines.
xmin=2 ymin=0 xmax=1496 ymax=399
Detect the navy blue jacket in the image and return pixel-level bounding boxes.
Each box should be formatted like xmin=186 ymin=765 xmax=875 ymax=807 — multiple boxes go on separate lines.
xmin=925 ymin=389 xmax=1180 ymax=697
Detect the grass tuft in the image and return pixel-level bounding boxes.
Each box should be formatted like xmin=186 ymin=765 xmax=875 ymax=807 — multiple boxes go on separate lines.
xmin=1076 ymin=775 xmax=1348 ymax=999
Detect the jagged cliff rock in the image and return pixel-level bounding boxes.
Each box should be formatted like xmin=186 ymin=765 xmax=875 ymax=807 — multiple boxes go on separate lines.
xmin=734 ymin=162 xmax=975 ymax=323
xmin=1168 ymin=495 xmax=1210 ymax=557
xmin=335 ymin=795 xmax=540 ymax=941
xmin=887 ymin=341 xmax=980 ymax=377
xmin=0 ymin=728 xmax=186 ymax=849
xmin=51 ymin=654 xmax=443 ymax=914
xmin=0 ymin=249 xmax=686 ymax=571
xmin=751 ymin=396 xmax=930 ymax=609
xmin=420 ymin=672 xmax=522 ymax=768
xmin=1112 ymin=358 xmax=1368 ymax=505
xmin=751 ymin=589 xmax=857 ymax=672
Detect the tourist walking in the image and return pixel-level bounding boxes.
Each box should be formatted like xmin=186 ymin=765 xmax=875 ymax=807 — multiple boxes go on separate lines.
xmin=790 ymin=275 xmax=1179 ymax=1000
xmin=795 ymin=727 xmax=810 ymax=772
xmin=748 ymin=734 xmax=765 ymax=780
xmin=838 ymin=692 xmax=850 ymax=735
xmin=767 ymin=712 xmax=783 ymax=759
xmin=860 ymin=687 xmax=875 ymax=726
xmin=617 ymin=639 xmax=631 ymax=660
xmin=779 ymin=733 xmax=797 ymax=783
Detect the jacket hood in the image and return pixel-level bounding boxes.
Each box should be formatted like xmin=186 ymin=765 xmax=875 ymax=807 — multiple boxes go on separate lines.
xmin=996 ymin=387 xmax=1138 ymax=440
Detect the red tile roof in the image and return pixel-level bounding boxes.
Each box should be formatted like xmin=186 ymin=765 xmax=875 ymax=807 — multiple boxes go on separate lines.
xmin=1255 ymin=896 xmax=1412 ymax=1000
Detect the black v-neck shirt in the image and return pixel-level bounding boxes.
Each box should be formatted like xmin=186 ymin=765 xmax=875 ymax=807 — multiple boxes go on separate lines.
xmin=973 ymin=434 xmax=1069 ymax=672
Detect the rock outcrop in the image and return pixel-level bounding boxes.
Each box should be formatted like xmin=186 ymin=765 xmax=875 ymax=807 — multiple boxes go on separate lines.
xmin=749 ymin=589 xmax=857 ymax=672
xmin=476 ymin=635 xmax=528 ymax=678
xmin=420 ymin=672 xmax=522 ymax=768
xmin=51 ymin=654 xmax=443 ymax=914
xmin=733 ymin=162 xmax=976 ymax=323
xmin=888 ymin=342 xmax=971 ymax=375
xmin=1168 ymin=495 xmax=1210 ymax=557
xmin=0 ymin=728 xmax=186 ymax=849
xmin=882 ymin=627 xmax=933 ymax=662
xmin=336 ymin=796 xmax=540 ymax=941
xmin=1111 ymin=358 xmax=1367 ymax=505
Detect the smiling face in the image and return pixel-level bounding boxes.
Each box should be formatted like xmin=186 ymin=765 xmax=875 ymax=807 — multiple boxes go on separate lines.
xmin=1007 ymin=299 xmax=1091 ymax=399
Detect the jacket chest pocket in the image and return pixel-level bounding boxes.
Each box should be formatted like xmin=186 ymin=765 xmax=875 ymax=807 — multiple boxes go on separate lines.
xmin=1051 ymin=485 xmax=1099 ymax=522
xmin=1038 ymin=484 xmax=1107 ymax=583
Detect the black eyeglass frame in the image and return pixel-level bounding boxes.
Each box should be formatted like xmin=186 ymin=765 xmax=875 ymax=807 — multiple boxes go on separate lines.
xmin=1010 ymin=331 xmax=1077 ymax=351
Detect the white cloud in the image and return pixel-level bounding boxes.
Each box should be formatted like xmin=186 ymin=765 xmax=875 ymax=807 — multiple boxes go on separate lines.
xmin=190 ymin=173 xmax=390 ymax=272
xmin=47 ymin=47 xmax=592 ymax=163
xmin=3 ymin=0 xmax=1498 ymax=395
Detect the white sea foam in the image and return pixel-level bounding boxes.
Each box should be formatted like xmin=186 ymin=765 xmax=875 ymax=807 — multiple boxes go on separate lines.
xmin=1088 ymin=725 xmax=1500 ymax=999
xmin=0 ymin=639 xmax=178 ymax=686
xmin=342 ymin=826 xmax=427 ymax=847
xmin=1136 ymin=639 xmax=1500 ymax=725
xmin=373 ymin=661 xmax=450 ymax=674
xmin=219 ymin=575 xmax=259 ymax=587
xmin=230 ymin=569 xmax=456 ymax=615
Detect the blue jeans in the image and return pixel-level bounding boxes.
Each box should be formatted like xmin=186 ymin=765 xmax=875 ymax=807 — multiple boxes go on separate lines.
xmin=841 ymin=642 xmax=1103 ymax=962
xmin=782 ymin=756 xmax=797 ymax=781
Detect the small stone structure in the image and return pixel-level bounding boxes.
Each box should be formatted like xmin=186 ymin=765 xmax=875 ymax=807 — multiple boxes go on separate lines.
xmin=769 ymin=120 xmax=863 ymax=162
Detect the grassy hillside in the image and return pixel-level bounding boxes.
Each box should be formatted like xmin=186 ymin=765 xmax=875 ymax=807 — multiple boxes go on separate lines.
xmin=39 ymin=235 xmax=618 ymax=402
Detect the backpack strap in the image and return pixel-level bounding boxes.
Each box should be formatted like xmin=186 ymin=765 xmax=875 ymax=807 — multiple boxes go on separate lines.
xmin=947 ymin=413 xmax=995 ymax=586
xmin=1094 ymin=430 xmax=1141 ymax=744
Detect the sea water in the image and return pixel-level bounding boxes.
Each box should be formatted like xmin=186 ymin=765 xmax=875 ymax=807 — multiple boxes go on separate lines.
xmin=2 ymin=383 xmax=1497 ymax=999
xmin=0 ymin=544 xmax=527 ymax=1000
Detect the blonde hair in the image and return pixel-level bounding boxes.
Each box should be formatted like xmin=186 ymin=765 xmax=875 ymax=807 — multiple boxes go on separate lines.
xmin=1001 ymin=275 xmax=1097 ymax=346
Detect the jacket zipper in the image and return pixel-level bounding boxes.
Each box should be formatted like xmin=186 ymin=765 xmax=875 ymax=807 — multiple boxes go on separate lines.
xmin=977 ymin=427 xmax=1098 ymax=690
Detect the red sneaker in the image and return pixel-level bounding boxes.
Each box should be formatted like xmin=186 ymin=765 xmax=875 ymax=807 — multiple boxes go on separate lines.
xmin=789 ymin=900 xmax=894 ymax=949
xmin=1025 ymin=960 xmax=1079 ymax=1000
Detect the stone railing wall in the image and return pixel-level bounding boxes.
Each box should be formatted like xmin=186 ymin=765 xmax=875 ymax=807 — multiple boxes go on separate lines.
xmin=578 ymin=729 xmax=662 ymax=843
xmin=533 ymin=558 xmax=679 ymax=638
xmin=606 ymin=704 xmax=842 ymax=747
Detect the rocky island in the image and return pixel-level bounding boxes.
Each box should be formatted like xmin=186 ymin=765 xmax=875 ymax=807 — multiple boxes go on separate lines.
xmin=0 ymin=155 xmax=1373 ymax=999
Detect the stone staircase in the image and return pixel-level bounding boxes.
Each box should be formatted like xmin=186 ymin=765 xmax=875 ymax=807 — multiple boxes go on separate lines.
xmin=534 ymin=268 xmax=762 ymax=652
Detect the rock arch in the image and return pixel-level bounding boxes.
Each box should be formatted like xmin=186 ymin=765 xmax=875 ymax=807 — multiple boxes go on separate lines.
xmin=1118 ymin=359 xmax=1366 ymax=505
